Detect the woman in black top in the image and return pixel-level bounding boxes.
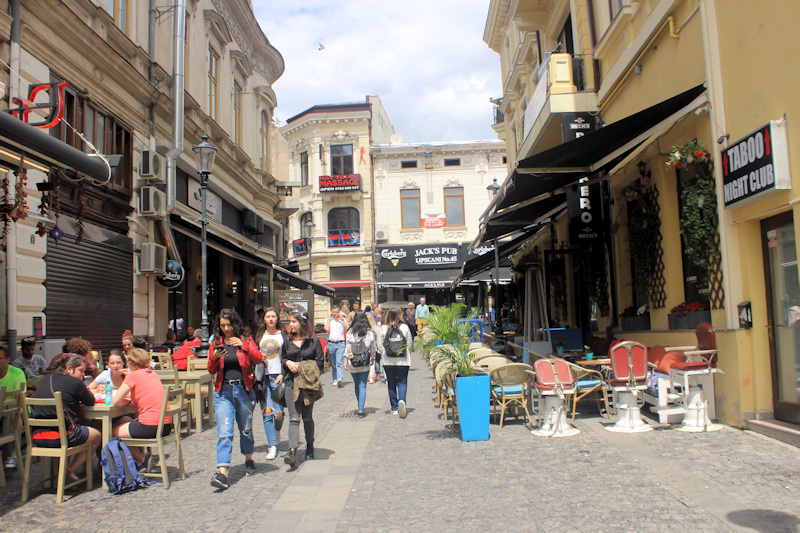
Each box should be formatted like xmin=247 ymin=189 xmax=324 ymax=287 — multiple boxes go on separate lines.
xmin=31 ymin=354 xmax=102 ymax=481
xmin=281 ymin=311 xmax=324 ymax=466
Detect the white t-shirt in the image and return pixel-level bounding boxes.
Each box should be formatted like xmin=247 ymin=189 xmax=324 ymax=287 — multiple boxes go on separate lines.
xmin=94 ymin=369 xmax=121 ymax=391
xmin=259 ymin=332 xmax=284 ymax=375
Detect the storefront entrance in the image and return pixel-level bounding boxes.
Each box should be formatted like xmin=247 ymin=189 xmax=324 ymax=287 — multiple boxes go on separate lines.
xmin=762 ymin=211 xmax=800 ymax=424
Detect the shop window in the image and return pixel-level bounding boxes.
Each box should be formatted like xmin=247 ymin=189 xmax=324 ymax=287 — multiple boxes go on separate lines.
xmin=331 ymin=144 xmax=353 ymax=175
xmin=207 ymin=46 xmax=219 ymax=120
xmin=444 ymin=186 xmax=465 ymax=226
xmin=401 ymin=160 xmax=417 ymax=168
xmin=444 ymin=158 xmax=460 ymax=167
xmin=259 ymin=111 xmax=269 ymax=171
xmin=233 ymin=79 xmax=242 ymax=146
xmin=328 ymin=207 xmax=359 ymax=231
xmin=330 ymin=266 xmax=361 ymax=280
xmin=401 ymin=188 xmax=420 ymax=228
xmin=300 ymin=151 xmax=309 ymax=186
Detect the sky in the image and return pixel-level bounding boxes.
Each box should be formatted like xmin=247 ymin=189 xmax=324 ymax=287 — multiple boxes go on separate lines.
xmin=254 ymin=1 xmax=502 ymax=144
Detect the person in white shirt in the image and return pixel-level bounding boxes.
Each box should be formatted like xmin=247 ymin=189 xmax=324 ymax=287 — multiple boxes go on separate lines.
xmin=324 ymin=306 xmax=349 ymax=388
xmin=377 ymin=308 xmax=413 ymax=418
xmin=255 ymin=308 xmax=286 ymax=461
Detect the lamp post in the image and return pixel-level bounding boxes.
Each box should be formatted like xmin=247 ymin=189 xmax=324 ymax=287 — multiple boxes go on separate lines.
xmin=487 ymin=177 xmax=502 ymax=333
xmin=192 ymin=134 xmax=217 ymax=355
xmin=304 ymin=217 xmax=316 ymax=280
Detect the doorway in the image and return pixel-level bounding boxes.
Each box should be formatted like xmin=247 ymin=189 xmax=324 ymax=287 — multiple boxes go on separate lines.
xmin=762 ymin=211 xmax=800 ymax=423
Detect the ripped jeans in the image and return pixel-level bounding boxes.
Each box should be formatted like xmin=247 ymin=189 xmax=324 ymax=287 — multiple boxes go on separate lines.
xmin=214 ymin=383 xmax=255 ymax=467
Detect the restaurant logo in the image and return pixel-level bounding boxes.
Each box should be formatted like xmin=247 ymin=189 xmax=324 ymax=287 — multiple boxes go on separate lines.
xmin=328 ymin=230 xmax=360 ymax=247
xmin=5 ymin=81 xmax=69 ymax=129
xmin=381 ymin=248 xmax=407 ymax=267
xmin=721 ymin=120 xmax=791 ymax=207
xmin=567 ymin=177 xmax=602 ymax=245
xmin=377 ymin=243 xmax=470 ymax=271
xmin=319 ymin=174 xmax=361 ymax=192
xmin=560 ymin=112 xmax=595 ymax=142
xmin=157 ymin=260 xmax=184 ymax=288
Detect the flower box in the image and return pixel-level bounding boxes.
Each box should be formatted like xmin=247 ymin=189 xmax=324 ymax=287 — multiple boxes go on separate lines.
xmin=668 ymin=310 xmax=711 ymax=331
xmin=621 ymin=313 xmax=651 ymax=331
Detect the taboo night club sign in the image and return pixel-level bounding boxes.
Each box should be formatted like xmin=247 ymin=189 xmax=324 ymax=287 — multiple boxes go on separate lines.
xmin=319 ymin=174 xmax=362 ymax=192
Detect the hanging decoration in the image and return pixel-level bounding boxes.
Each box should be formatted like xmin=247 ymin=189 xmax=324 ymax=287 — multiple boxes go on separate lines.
xmin=11 ymin=163 xmax=28 ymax=221
xmin=49 ymin=170 xmax=64 ymax=241
xmin=666 ymin=140 xmax=711 ymax=170
xmin=75 ymin=179 xmax=86 ymax=244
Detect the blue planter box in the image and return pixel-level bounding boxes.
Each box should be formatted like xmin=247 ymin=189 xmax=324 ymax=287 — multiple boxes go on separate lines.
xmin=456 ymin=373 xmax=490 ymax=441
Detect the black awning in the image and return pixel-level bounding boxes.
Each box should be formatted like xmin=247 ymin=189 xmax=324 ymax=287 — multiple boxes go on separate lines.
xmin=460 ymin=232 xmax=534 ymax=280
xmin=273 ymin=265 xmax=335 ymax=298
xmin=480 ymin=193 xmax=566 ymax=243
xmin=376 ymin=269 xmax=461 ymax=288
xmin=494 ymin=84 xmax=706 ymax=211
xmin=0 ymin=110 xmax=112 ymax=182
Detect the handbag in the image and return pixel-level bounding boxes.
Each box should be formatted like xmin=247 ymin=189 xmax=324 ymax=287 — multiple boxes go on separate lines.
xmin=271 ymin=380 xmax=286 ymax=407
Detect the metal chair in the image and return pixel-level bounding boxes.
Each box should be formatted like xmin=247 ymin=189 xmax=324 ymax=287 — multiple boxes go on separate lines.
xmin=21 ymin=392 xmax=93 ymax=503
xmin=489 ymin=363 xmax=533 ymax=428
xmin=564 ymin=360 xmax=610 ymax=422
xmin=120 ymin=384 xmax=186 ymax=488
xmin=606 ymin=341 xmax=652 ymax=433
xmin=666 ymin=323 xmax=724 ymax=431
xmin=0 ymin=387 xmax=24 ymax=487
xmin=529 ymin=358 xmax=579 ymax=437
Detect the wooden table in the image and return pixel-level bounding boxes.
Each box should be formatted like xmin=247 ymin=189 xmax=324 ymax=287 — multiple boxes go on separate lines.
xmin=574 ymin=358 xmax=611 ymax=366
xmin=81 ymin=402 xmax=134 ymax=489
xmin=178 ymin=370 xmax=215 ymax=432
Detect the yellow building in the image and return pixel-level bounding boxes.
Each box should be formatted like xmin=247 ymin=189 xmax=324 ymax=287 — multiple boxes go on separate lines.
xmin=482 ymin=0 xmax=800 ymax=430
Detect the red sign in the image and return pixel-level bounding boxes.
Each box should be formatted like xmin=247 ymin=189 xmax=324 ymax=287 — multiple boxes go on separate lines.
xmin=6 ymin=81 xmax=69 ymax=129
xmin=319 ymin=174 xmax=361 ymax=192
xmin=421 ymin=214 xmax=446 ymax=228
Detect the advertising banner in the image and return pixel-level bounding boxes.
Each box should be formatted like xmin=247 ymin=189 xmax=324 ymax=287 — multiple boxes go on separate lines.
xmin=293 ymin=238 xmax=308 ymax=256
xmin=566 ymin=177 xmax=603 ymax=246
xmin=378 ymin=243 xmax=476 ymax=270
xmin=328 ymin=230 xmax=360 ymax=247
xmin=319 ymin=174 xmax=361 ymax=192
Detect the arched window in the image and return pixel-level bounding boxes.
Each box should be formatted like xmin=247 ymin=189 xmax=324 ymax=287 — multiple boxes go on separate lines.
xmin=328 ymin=207 xmax=359 ymax=231
xmin=260 ymin=111 xmax=269 ymax=171
xmin=300 ymin=212 xmax=314 ymax=238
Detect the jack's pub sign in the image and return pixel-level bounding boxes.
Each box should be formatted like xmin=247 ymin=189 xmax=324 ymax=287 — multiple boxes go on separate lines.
xmin=319 ymin=174 xmax=361 ymax=192
xmin=378 ymin=243 xmax=473 ymax=271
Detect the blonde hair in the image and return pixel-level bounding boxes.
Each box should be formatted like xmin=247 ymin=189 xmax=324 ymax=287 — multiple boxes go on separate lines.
xmin=126 ymin=348 xmax=152 ymax=369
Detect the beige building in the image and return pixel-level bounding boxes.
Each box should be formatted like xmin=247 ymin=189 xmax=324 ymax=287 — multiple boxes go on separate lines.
xmin=480 ymin=0 xmax=800 ymax=431
xmin=280 ymin=96 xmax=395 ymax=321
xmin=0 ymin=0 xmax=287 ymax=354
xmin=372 ymin=140 xmax=507 ymax=307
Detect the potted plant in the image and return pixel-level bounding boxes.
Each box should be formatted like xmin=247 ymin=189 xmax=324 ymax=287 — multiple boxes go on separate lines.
xmin=555 ymin=336 xmax=566 ymax=354
xmin=415 ymin=304 xmax=490 ymax=441
xmin=668 ymin=301 xmax=711 ymax=330
xmin=619 ymin=304 xmax=651 ymax=331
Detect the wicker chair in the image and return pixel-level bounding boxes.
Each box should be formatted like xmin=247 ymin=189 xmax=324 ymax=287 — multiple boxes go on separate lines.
xmin=489 ymin=363 xmax=533 ymax=428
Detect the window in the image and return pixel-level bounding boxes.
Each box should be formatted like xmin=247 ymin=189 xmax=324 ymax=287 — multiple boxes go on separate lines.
xmin=300 ymin=212 xmax=314 ymax=238
xmin=104 ymin=0 xmax=128 ymax=33
xmin=331 ymin=144 xmax=353 ymax=175
xmin=233 ymin=80 xmax=242 ymax=146
xmin=207 ymin=47 xmax=219 ymax=120
xmin=401 ymin=160 xmax=418 ymax=168
xmin=330 ymin=266 xmax=361 ymax=281
xmin=328 ymin=207 xmax=359 ymax=231
xmin=259 ymin=111 xmax=269 ymax=171
xmin=503 ymin=156 xmax=508 ymax=164
xmin=401 ymin=189 xmax=420 ymax=228
xmin=609 ymin=0 xmax=625 ymax=20
xmin=300 ymin=151 xmax=309 ymax=186
xmin=444 ymin=158 xmax=460 ymax=167
xmin=444 ymin=187 xmax=465 ymax=226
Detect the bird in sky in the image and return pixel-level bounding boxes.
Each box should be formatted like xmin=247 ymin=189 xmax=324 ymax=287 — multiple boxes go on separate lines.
xmin=317 ymin=42 xmax=325 ymax=50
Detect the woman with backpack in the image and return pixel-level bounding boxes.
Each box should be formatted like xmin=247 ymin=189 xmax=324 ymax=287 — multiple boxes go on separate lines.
xmin=254 ymin=307 xmax=287 ymax=461
xmin=344 ymin=311 xmax=377 ymax=417
xmin=377 ymin=308 xmax=413 ymax=418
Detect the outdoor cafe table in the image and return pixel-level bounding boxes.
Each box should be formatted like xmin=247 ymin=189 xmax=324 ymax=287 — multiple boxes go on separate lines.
xmin=178 ymin=370 xmax=215 ymax=432
xmin=574 ymin=358 xmax=611 ymax=366
xmin=80 ymin=402 xmax=134 ymax=489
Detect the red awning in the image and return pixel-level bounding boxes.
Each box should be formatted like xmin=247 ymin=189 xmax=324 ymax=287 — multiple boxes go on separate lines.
xmin=322 ymin=280 xmax=372 ymax=288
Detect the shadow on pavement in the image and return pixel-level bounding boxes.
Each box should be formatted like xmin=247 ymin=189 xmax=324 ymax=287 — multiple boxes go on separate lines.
xmin=726 ymin=509 xmax=799 ymax=533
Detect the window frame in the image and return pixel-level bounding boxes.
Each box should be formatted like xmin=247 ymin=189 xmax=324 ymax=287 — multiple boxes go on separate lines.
xmin=232 ymin=79 xmax=242 ymax=146
xmin=300 ymin=151 xmax=309 ymax=187
xmin=328 ymin=207 xmax=360 ymax=231
xmin=207 ymin=46 xmax=219 ymax=120
xmin=259 ymin=110 xmax=269 ymax=171
xmin=104 ymin=0 xmax=129 ymax=34
xmin=401 ymin=188 xmax=421 ymax=228
xmin=444 ymin=186 xmax=465 ymax=226
xmin=444 ymin=158 xmax=461 ymax=167
xmin=401 ymin=160 xmax=418 ymax=169
xmin=330 ymin=144 xmax=354 ymax=175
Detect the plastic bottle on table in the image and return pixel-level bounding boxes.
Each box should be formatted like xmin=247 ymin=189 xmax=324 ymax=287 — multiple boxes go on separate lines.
xmin=105 ymin=385 xmax=112 ymax=406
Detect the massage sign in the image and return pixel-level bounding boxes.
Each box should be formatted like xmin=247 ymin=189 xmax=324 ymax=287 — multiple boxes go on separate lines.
xmin=319 ymin=174 xmax=362 ymax=192
xmin=722 ymin=120 xmax=791 ymax=207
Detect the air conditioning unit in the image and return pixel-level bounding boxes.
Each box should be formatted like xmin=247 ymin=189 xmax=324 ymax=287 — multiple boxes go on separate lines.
xmin=375 ymin=229 xmax=389 ymax=241
xmin=243 ymin=210 xmax=265 ymax=234
xmin=140 ymin=150 xmax=165 ymax=182
xmin=140 ymin=242 xmax=166 ymax=274
xmin=139 ymin=186 xmax=166 ymax=218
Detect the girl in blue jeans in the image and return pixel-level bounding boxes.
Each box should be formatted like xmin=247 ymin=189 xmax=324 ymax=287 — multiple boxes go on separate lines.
xmin=254 ymin=308 xmax=287 ymax=461
xmin=207 ymin=308 xmax=265 ymax=490
xmin=377 ymin=308 xmax=413 ymax=418
xmin=344 ymin=311 xmax=377 ymax=417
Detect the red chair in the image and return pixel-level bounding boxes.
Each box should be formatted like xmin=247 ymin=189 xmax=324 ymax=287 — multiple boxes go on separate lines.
xmin=528 ymin=358 xmax=580 ymax=437
xmin=606 ymin=341 xmax=652 ymax=432
xmin=666 ymin=323 xmax=724 ymax=431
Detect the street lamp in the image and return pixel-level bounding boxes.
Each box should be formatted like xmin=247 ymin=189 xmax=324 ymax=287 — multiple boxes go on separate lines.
xmin=487 ymin=178 xmax=502 ymax=333
xmin=192 ymin=134 xmax=217 ymax=355
xmin=304 ymin=217 xmax=316 ymax=280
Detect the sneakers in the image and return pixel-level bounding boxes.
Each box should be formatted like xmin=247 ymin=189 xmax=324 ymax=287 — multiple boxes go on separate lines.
xmin=211 ymin=471 xmax=229 ymax=490
xmin=357 ymin=411 xmax=366 ymax=418
xmin=245 ymin=459 xmax=256 ymax=476
xmin=4 ymin=455 xmax=17 ymax=469
xmin=398 ymin=400 xmax=407 ymax=419
xmin=337 ymin=379 xmax=344 ymax=388
xmin=266 ymin=446 xmax=278 ymax=461
xmin=391 ymin=410 xmax=399 ymax=415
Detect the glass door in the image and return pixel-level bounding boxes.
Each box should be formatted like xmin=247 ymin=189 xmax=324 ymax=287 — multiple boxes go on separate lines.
xmin=762 ymin=212 xmax=800 ymax=423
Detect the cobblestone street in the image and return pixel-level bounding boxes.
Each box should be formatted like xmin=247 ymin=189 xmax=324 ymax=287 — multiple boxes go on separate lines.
xmin=2 ymin=353 xmax=799 ymax=532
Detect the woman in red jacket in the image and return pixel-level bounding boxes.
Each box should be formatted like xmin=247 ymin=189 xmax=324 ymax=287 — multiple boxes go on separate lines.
xmin=207 ymin=308 xmax=264 ymax=490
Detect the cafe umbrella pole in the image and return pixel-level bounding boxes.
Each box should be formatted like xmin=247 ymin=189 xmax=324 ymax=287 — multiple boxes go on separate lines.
xmin=193 ymin=135 xmax=217 ymax=356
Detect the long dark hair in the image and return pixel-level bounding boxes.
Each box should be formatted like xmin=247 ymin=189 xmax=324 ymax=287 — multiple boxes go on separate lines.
xmin=215 ymin=308 xmax=244 ymax=341
xmin=255 ymin=307 xmax=287 ymax=344
xmin=288 ymin=311 xmax=313 ymax=340
xmin=349 ymin=311 xmax=371 ymax=337
xmin=384 ymin=308 xmax=402 ymax=327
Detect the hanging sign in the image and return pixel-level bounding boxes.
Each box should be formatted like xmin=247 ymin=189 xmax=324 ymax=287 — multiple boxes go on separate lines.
xmin=157 ymin=260 xmax=185 ymax=288
xmin=377 ymin=243 xmax=472 ymax=270
xmin=567 ymin=177 xmax=603 ymax=245
xmin=319 ymin=174 xmax=361 ymax=192
xmin=421 ymin=213 xmax=446 ymax=228
xmin=5 ymin=81 xmax=69 ymax=129
xmin=560 ymin=112 xmax=595 ymax=142
xmin=722 ymin=120 xmax=791 ymax=207
xmin=293 ymin=238 xmax=308 ymax=256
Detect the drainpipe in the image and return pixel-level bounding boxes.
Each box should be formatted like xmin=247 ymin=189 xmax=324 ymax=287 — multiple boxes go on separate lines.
xmin=5 ymin=0 xmax=21 ymax=356
xmin=160 ymin=0 xmax=186 ymax=263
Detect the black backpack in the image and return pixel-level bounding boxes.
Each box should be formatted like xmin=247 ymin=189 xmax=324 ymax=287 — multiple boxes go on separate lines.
xmin=349 ymin=336 xmax=370 ymax=367
xmin=384 ymin=326 xmax=407 ymax=358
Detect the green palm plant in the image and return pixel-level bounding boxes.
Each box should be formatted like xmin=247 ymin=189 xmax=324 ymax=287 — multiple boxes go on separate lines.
xmin=414 ymin=304 xmax=477 ymax=377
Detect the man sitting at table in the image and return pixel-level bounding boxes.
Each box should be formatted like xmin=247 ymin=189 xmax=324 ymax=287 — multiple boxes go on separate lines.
xmin=13 ymin=336 xmax=47 ymax=381
xmin=47 ymin=338 xmax=100 ymax=378
xmin=170 ymin=329 xmax=202 ymax=369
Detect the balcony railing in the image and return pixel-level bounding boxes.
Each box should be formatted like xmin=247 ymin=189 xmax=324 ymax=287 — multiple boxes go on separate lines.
xmin=493 ymin=105 xmax=505 ymax=125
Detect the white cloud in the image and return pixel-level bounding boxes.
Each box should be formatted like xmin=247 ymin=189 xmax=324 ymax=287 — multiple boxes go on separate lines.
xmin=254 ymin=1 xmax=502 ymax=143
